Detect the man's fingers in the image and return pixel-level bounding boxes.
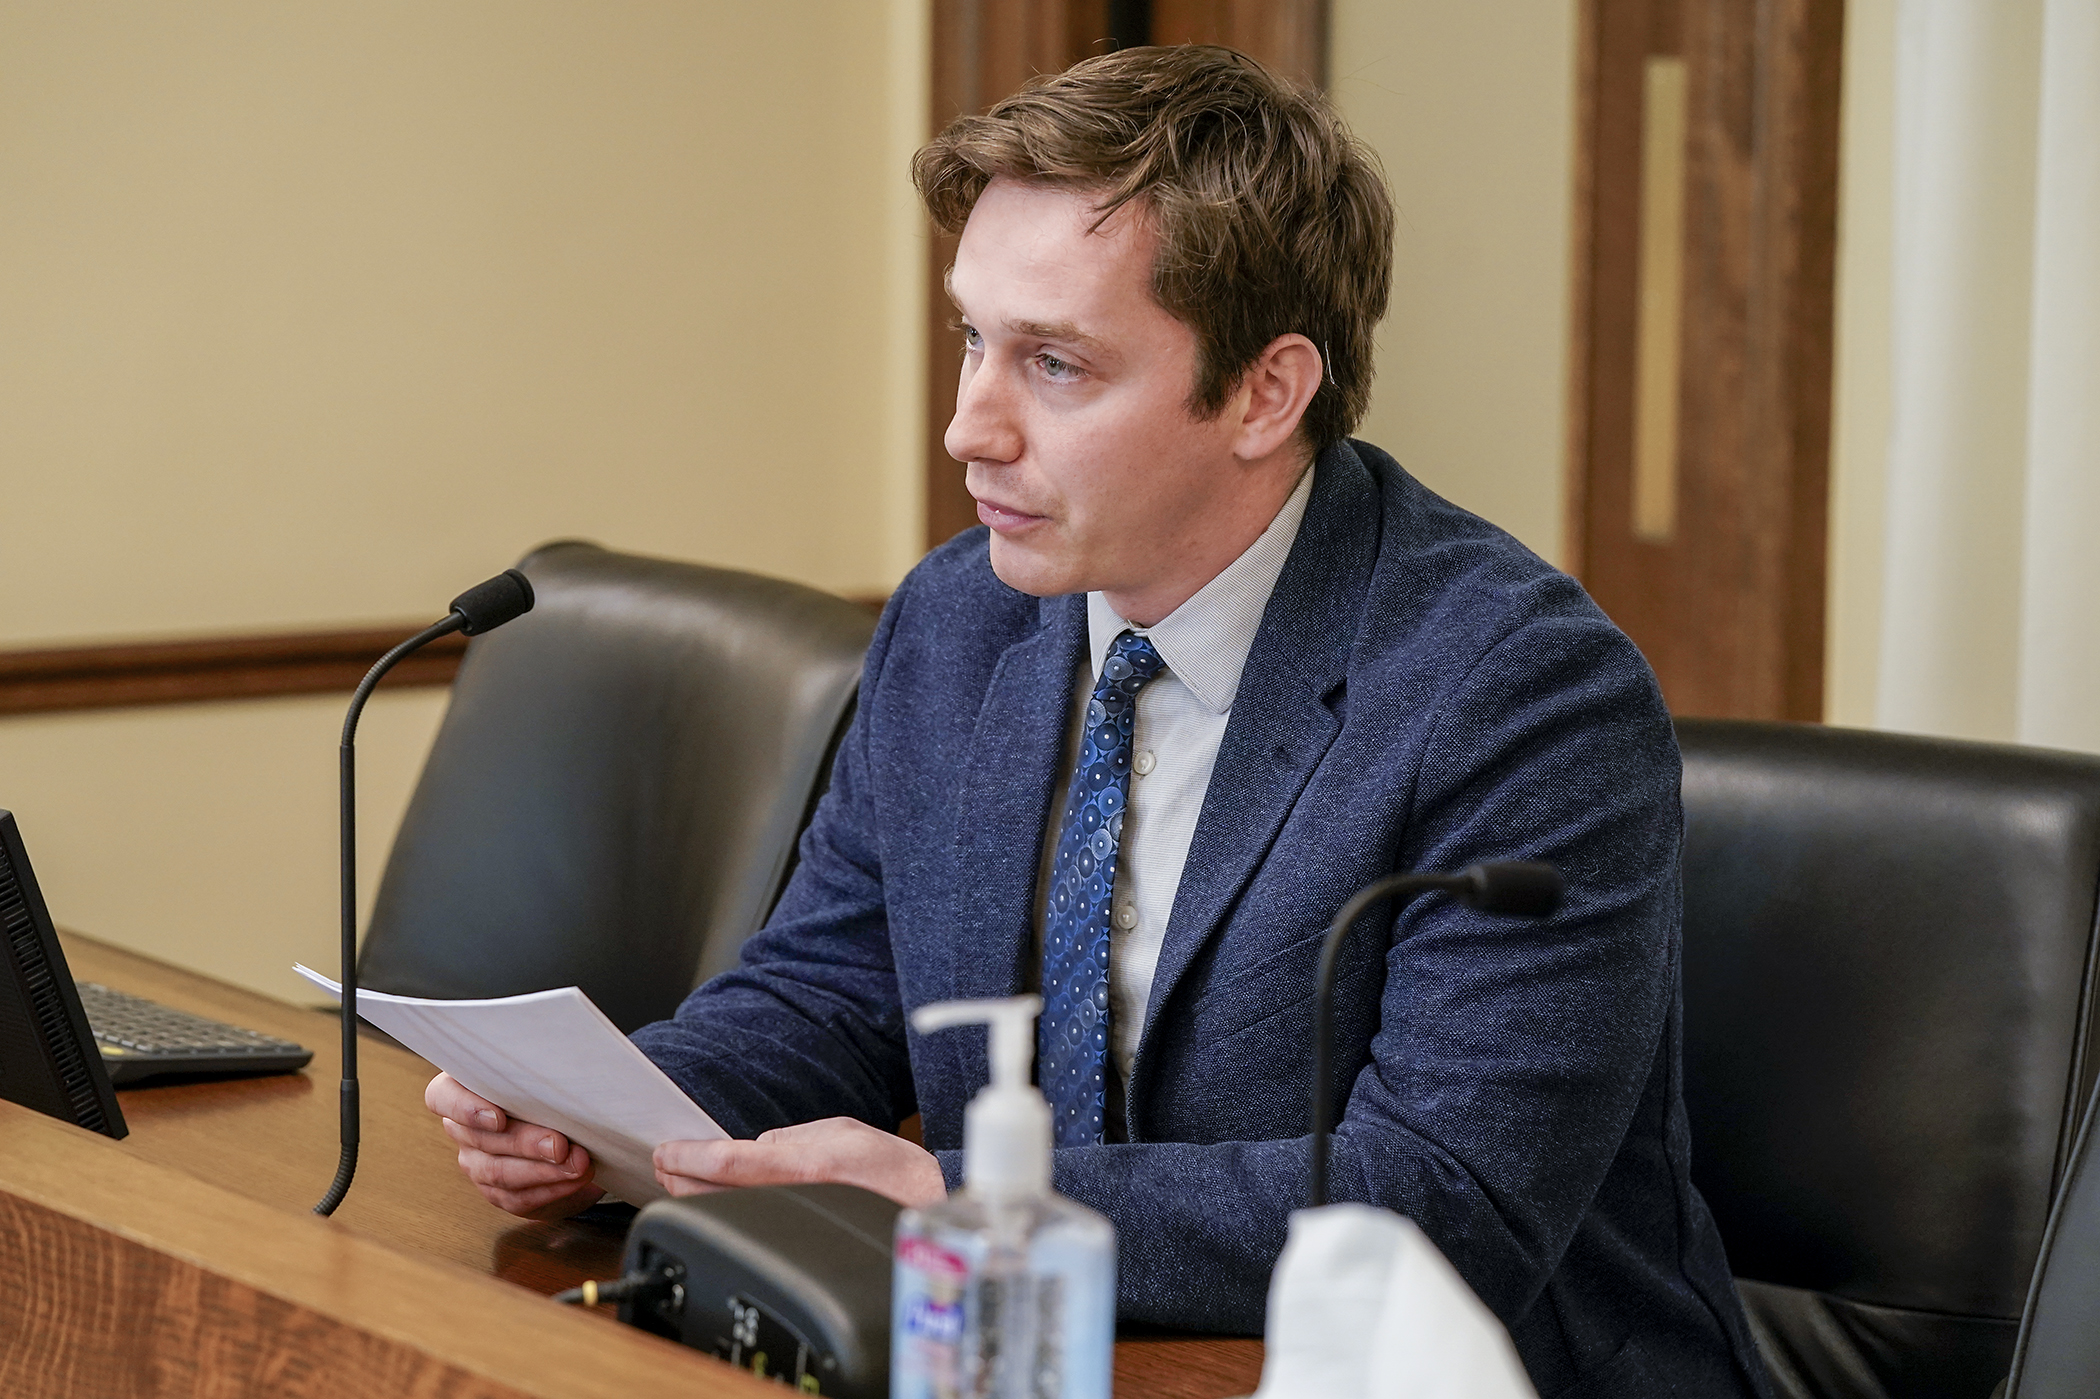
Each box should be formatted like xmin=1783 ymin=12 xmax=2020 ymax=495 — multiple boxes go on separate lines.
xmin=656 ymin=1168 xmax=727 ymax=1198
xmin=652 ymin=1138 xmax=746 ymax=1184
xmin=443 ymin=1114 xmax=570 ymax=1162
xmin=457 ymin=1142 xmax=593 ymax=1192
xmin=431 ymin=1076 xmax=602 ymax=1223
xmin=655 ymin=1119 xmax=947 ymax=1209
xmin=440 ymin=1113 xmax=575 ymax=1165
xmin=483 ymin=1176 xmax=607 ymax=1220
xmin=456 ymin=1145 xmax=570 ymax=1192
xmin=425 ymin=1072 xmax=506 ymax=1132
xmin=653 ymin=1137 xmax=813 ymax=1189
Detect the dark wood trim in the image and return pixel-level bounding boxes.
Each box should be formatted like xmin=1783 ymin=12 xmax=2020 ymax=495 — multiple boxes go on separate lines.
xmin=1766 ymin=0 xmax=1843 ymax=721
xmin=1563 ymin=0 xmax=1602 ymax=582
xmin=1570 ymin=1 xmax=1668 ymax=595
xmin=1570 ymin=0 xmax=1841 ymax=720
xmin=1151 ymin=0 xmax=1328 ymax=87
xmin=0 ymin=626 xmax=469 ymax=717
xmin=0 ymin=591 xmax=889 ymax=718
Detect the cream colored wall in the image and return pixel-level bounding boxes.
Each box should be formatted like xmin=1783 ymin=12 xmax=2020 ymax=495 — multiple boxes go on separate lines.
xmin=0 ymin=1 xmax=928 ymax=1001
xmin=1825 ymin=0 xmax=2100 ymax=753
xmin=1825 ymin=0 xmax=1897 ymax=729
xmin=0 ymin=693 xmax=449 ymax=1003
xmin=1329 ymin=2 xmax=1578 ymax=566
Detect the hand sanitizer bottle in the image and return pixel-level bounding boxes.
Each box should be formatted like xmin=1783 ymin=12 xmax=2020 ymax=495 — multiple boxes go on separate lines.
xmin=892 ymin=995 xmax=1115 ymax=1399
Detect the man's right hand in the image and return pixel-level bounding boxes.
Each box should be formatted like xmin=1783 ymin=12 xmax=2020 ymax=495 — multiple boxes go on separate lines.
xmin=426 ymin=1071 xmax=605 ymax=1219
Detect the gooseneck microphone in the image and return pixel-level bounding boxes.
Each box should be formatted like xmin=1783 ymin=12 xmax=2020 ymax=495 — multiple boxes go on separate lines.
xmin=314 ymin=568 xmax=535 ymax=1217
xmin=1307 ymin=861 xmax=1563 ymax=1209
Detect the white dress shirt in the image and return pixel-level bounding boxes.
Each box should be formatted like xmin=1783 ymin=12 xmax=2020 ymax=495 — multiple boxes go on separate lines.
xmin=1036 ymin=466 xmax=1314 ymax=1090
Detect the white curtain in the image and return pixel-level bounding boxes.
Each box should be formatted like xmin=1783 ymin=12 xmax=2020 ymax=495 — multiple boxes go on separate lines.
xmin=1876 ymin=0 xmax=2100 ymax=752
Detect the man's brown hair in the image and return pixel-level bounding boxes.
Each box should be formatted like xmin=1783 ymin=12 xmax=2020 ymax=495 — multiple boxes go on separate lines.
xmin=914 ymin=44 xmax=1393 ymax=455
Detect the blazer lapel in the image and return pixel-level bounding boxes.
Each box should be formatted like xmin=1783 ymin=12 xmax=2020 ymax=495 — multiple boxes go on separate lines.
xmin=941 ymin=593 xmax=1086 ymax=1003
xmin=1137 ymin=444 xmax=1382 ymax=1053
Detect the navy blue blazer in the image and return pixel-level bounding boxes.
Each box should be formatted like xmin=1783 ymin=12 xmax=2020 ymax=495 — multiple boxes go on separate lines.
xmin=634 ymin=441 xmax=1771 ymax=1399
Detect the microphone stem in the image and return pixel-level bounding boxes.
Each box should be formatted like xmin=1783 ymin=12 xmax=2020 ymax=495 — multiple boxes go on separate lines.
xmin=315 ymin=615 xmax=464 ymax=1217
xmin=1309 ymin=871 xmax=1463 ymax=1211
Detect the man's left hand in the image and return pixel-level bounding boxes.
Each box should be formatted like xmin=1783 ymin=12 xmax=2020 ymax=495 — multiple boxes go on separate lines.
xmin=654 ymin=1116 xmax=949 ymax=1208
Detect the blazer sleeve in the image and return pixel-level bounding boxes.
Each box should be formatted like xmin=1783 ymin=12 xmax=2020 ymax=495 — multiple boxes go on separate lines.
xmin=628 ymin=591 xmax=918 ymax=1139
xmin=938 ymin=610 xmax=1684 ymax=1335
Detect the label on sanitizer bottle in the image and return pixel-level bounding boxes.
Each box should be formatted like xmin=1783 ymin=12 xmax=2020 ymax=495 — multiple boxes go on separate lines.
xmin=893 ymin=1234 xmax=970 ymax=1399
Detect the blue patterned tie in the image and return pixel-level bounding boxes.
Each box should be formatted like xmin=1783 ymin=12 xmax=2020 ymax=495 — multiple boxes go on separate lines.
xmin=1041 ymin=630 xmax=1166 ymax=1147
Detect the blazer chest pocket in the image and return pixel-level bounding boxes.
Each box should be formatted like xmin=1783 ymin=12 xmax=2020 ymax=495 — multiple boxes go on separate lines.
xmin=1180 ymin=931 xmax=1387 ymax=1055
xmin=1138 ymin=940 xmax=1387 ymax=1143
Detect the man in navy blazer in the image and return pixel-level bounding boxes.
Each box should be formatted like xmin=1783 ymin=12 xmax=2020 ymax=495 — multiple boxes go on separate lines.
xmin=430 ymin=46 xmax=1769 ymax=1398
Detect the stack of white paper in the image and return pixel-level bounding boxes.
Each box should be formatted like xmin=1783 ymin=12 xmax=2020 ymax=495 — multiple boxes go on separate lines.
xmin=296 ymin=965 xmax=726 ymax=1204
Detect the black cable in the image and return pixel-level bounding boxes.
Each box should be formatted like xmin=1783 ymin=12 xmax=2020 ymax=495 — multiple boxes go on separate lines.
xmin=313 ymin=616 xmax=464 ymax=1217
xmin=1308 ymin=861 xmax=1564 ymax=1209
xmin=554 ymin=1269 xmax=660 ymax=1307
xmin=1309 ymin=872 xmax=1456 ymax=1209
xmin=310 ymin=568 xmax=532 ymax=1217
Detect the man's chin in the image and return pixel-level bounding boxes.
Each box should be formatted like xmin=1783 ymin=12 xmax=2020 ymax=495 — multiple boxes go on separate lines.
xmin=985 ymin=535 xmax=1081 ymax=599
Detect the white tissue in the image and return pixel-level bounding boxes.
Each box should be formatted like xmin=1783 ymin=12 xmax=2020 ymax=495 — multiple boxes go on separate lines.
xmin=1252 ymin=1204 xmax=1538 ymax=1399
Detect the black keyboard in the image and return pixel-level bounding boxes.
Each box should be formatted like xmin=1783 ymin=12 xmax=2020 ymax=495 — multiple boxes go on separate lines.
xmin=77 ymin=981 xmax=314 ymax=1085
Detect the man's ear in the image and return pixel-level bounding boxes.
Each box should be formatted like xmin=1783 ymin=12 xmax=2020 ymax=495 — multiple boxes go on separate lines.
xmin=1231 ymin=334 xmax=1325 ymax=463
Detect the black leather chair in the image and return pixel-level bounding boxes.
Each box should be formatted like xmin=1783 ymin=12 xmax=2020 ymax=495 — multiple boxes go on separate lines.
xmin=2002 ymin=1081 xmax=2100 ymax=1398
xmin=359 ymin=541 xmax=876 ymax=1032
xmin=1675 ymin=719 xmax=2100 ymax=1399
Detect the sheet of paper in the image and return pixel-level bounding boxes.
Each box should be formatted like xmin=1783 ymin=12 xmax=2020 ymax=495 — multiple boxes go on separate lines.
xmin=295 ymin=964 xmax=725 ymax=1204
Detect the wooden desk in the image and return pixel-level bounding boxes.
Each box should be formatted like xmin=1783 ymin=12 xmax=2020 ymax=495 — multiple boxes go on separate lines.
xmin=0 ymin=935 xmax=1263 ymax=1398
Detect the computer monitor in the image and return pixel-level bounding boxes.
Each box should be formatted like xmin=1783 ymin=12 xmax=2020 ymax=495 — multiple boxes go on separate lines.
xmin=0 ymin=809 xmax=127 ymax=1138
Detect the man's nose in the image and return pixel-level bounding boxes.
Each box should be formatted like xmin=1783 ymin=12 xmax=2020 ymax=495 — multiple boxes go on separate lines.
xmin=944 ymin=357 xmax=1022 ymax=467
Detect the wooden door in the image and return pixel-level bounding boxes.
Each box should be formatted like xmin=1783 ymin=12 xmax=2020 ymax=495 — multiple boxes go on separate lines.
xmin=923 ymin=1 xmax=1330 ymax=550
xmin=1568 ymin=0 xmax=1844 ymax=719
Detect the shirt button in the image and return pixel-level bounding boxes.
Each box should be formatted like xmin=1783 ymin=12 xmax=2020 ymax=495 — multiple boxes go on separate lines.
xmin=1114 ymin=904 xmax=1138 ymax=931
xmin=1133 ymin=751 xmax=1156 ymax=776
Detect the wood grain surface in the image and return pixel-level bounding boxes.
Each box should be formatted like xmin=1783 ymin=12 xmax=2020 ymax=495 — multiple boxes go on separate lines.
xmin=6 ymin=933 xmax=1263 ymax=1397
xmin=0 ymin=1110 xmax=773 ymax=1399
xmin=1569 ymin=0 xmax=1842 ymax=721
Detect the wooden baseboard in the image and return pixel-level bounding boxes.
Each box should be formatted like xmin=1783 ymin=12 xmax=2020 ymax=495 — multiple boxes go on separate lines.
xmin=0 ymin=627 xmax=469 ymax=717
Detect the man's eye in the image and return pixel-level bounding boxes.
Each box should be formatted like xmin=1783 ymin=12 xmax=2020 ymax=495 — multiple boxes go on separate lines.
xmin=1038 ymin=353 xmax=1081 ymax=381
xmin=960 ymin=325 xmax=983 ymax=352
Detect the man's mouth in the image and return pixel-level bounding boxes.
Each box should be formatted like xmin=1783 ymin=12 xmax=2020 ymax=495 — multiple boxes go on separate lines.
xmin=973 ymin=497 xmax=1046 ymax=534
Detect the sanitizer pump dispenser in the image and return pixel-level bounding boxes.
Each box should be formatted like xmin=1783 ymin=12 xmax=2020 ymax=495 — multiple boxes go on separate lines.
xmin=891 ymin=995 xmax=1115 ymax=1399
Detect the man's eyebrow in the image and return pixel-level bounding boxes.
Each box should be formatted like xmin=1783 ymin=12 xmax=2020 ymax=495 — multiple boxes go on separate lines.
xmin=1005 ymin=318 xmax=1106 ymax=352
xmin=942 ymin=268 xmax=1108 ymax=353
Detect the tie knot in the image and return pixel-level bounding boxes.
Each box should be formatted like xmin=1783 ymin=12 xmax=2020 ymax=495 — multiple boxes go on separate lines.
xmin=1101 ymin=631 xmax=1165 ymax=694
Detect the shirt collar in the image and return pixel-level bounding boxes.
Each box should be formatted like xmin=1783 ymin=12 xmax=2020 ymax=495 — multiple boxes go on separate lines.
xmin=1086 ymin=465 xmax=1314 ymax=716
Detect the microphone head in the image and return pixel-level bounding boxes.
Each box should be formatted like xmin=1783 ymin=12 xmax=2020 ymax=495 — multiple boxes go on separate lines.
xmin=449 ymin=569 xmax=535 ymax=636
xmin=1459 ymin=861 xmax=1564 ymax=918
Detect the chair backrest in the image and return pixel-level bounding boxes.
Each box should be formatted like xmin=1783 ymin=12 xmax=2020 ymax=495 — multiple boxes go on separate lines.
xmin=2005 ymin=1083 xmax=2100 ymax=1399
xmin=1675 ymin=719 xmax=2100 ymax=1399
xmin=359 ymin=541 xmax=876 ymax=1032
